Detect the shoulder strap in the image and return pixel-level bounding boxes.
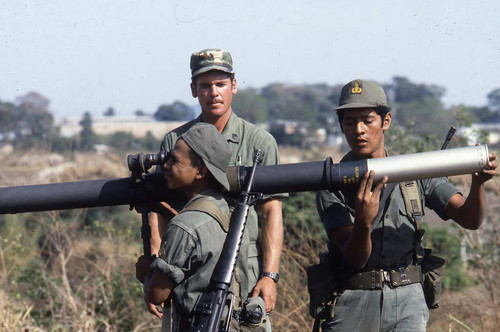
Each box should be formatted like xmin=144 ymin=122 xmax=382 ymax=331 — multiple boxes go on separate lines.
xmin=181 ymin=198 xmax=244 ymax=308
xmin=180 ymin=197 xmax=231 ymax=232
xmin=399 ymin=181 xmax=425 ymax=261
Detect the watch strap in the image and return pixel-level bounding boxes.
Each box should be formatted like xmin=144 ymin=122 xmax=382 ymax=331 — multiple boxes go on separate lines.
xmin=260 ymin=272 xmax=280 ymax=283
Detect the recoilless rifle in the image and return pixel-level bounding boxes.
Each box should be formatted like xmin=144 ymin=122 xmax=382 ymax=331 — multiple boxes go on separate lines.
xmin=0 ymin=144 xmax=491 ymax=215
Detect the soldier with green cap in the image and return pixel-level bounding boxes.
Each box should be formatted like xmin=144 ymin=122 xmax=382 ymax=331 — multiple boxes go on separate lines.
xmin=145 ymin=48 xmax=284 ymax=330
xmin=136 ymin=123 xmax=257 ymax=331
xmin=314 ymin=79 xmax=497 ymax=331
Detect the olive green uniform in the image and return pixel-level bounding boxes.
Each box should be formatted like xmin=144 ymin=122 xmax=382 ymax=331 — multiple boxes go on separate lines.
xmin=160 ymin=112 xmax=285 ymax=292
xmin=151 ymin=188 xmax=250 ymax=330
xmin=315 ymin=151 xmax=461 ymax=331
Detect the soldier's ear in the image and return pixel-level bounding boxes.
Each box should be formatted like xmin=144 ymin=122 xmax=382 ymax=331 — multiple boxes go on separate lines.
xmin=191 ymin=82 xmax=198 ymax=98
xmin=196 ymin=165 xmax=208 ymax=179
xmin=231 ymin=78 xmax=237 ymax=95
xmin=382 ymin=112 xmax=392 ymax=131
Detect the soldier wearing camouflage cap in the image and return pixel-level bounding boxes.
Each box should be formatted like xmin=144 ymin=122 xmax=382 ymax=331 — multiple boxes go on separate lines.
xmin=190 ymin=48 xmax=234 ymax=78
xmin=314 ymin=79 xmax=497 ymax=331
xmin=145 ymin=48 xmax=285 ymax=331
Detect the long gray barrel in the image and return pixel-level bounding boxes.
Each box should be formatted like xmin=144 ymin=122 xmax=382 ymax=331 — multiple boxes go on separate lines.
xmin=0 ymin=145 xmax=490 ymax=214
xmin=367 ymin=145 xmax=489 ymax=183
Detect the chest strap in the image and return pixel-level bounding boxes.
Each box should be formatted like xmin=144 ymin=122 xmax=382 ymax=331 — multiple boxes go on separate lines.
xmin=399 ymin=181 xmax=425 ymax=262
xmin=181 ymin=197 xmax=230 ymax=232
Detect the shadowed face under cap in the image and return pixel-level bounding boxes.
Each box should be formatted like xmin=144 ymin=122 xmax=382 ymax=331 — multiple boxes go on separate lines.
xmin=180 ymin=122 xmax=232 ymax=190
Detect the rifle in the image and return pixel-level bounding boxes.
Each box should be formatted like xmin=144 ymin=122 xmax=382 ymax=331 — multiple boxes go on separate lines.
xmin=188 ymin=149 xmax=263 ymax=332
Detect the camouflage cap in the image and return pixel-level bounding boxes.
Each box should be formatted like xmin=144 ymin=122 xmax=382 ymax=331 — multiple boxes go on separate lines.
xmin=336 ymin=79 xmax=389 ymax=111
xmin=190 ymin=48 xmax=234 ymax=78
xmin=180 ymin=122 xmax=231 ymax=191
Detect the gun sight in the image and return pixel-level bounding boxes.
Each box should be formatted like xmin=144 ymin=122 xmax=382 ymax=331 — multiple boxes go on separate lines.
xmin=127 ymin=152 xmax=169 ymax=174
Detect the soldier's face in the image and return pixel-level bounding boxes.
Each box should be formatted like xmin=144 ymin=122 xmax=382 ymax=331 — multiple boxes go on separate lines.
xmin=191 ymin=71 xmax=237 ymax=123
xmin=341 ymin=108 xmax=391 ymax=159
xmin=163 ymin=139 xmax=200 ymax=191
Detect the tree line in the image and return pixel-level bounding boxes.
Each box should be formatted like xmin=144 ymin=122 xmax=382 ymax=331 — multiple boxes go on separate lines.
xmin=1 ymin=76 xmax=499 ymax=153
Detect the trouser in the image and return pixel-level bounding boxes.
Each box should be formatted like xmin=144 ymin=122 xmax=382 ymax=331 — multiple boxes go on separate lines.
xmin=321 ymin=283 xmax=429 ymax=332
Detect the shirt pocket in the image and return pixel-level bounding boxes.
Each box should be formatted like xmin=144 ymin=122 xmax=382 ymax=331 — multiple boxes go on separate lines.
xmin=397 ymin=200 xmax=416 ymax=238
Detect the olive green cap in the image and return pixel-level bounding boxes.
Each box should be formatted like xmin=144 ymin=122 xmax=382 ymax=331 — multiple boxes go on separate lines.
xmin=336 ymin=79 xmax=388 ymax=111
xmin=180 ymin=123 xmax=231 ymax=190
xmin=190 ymin=48 xmax=234 ymax=78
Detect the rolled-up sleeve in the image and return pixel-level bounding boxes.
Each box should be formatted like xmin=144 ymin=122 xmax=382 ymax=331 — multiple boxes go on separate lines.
xmin=316 ymin=190 xmax=354 ymax=236
xmin=423 ymin=177 xmax=462 ymax=220
xmin=153 ymin=224 xmax=198 ymax=285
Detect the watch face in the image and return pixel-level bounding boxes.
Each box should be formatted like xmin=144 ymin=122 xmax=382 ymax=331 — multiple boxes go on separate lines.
xmin=262 ymin=272 xmax=279 ymax=283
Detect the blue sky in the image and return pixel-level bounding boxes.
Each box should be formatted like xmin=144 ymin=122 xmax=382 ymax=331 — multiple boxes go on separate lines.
xmin=0 ymin=1 xmax=499 ymax=118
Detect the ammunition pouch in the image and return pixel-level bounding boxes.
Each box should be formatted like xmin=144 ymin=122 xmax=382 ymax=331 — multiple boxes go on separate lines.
xmin=421 ymin=248 xmax=445 ymax=309
xmin=306 ymin=252 xmax=338 ymax=320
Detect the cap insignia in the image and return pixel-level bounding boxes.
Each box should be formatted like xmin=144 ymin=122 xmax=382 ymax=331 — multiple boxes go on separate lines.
xmin=199 ymin=51 xmax=215 ymax=60
xmin=351 ymin=82 xmax=362 ymax=94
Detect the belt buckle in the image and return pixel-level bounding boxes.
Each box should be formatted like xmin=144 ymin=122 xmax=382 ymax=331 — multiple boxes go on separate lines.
xmin=399 ymin=267 xmax=409 ymax=285
xmin=382 ymin=270 xmax=390 ymax=283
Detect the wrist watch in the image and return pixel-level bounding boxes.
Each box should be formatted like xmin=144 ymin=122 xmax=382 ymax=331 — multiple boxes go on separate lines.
xmin=260 ymin=272 xmax=280 ymax=283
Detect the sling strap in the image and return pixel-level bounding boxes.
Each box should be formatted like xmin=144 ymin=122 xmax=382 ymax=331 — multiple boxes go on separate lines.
xmin=181 ymin=197 xmax=231 ymax=232
xmin=399 ymin=180 xmax=425 ymax=262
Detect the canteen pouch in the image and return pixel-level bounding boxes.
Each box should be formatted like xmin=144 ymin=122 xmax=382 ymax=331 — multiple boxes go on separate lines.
xmin=307 ymin=251 xmax=338 ymax=319
xmin=421 ymin=248 xmax=445 ymax=309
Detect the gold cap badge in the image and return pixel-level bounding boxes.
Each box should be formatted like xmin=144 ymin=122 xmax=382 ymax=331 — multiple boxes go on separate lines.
xmin=351 ymin=82 xmax=362 ymax=94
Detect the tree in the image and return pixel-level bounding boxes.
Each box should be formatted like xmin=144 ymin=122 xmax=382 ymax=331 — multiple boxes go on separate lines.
xmin=103 ymin=107 xmax=116 ymax=117
xmin=261 ymin=83 xmax=337 ymax=128
xmin=79 ymin=112 xmax=97 ymax=151
xmin=0 ymin=100 xmax=18 ymax=142
xmin=390 ymin=76 xmax=446 ymax=104
xmin=232 ymin=89 xmax=268 ymax=124
xmin=487 ymin=87 xmax=500 ymax=112
xmin=0 ymin=92 xmax=55 ymax=149
xmin=392 ymin=98 xmax=450 ymax=138
xmin=464 ymin=106 xmax=495 ymax=123
xmin=154 ymin=101 xmax=194 ymax=121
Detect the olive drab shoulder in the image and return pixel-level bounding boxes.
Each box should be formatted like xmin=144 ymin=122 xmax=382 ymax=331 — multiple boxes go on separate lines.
xmin=179 ymin=197 xmax=245 ymax=310
xmin=181 ymin=197 xmax=231 ymax=232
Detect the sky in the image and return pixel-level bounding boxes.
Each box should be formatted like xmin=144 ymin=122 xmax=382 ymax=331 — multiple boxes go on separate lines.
xmin=0 ymin=0 xmax=499 ymax=119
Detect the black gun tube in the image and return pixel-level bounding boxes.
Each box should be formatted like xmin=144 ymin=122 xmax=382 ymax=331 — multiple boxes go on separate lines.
xmin=0 ymin=173 xmax=176 ymax=214
xmin=0 ymin=145 xmax=490 ymax=215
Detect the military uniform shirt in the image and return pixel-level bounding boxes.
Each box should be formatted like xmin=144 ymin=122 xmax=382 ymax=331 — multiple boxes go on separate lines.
xmin=316 ymin=151 xmax=461 ymax=269
xmin=159 ymin=112 xmax=286 ymax=289
xmin=151 ymin=189 xmax=250 ymax=315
